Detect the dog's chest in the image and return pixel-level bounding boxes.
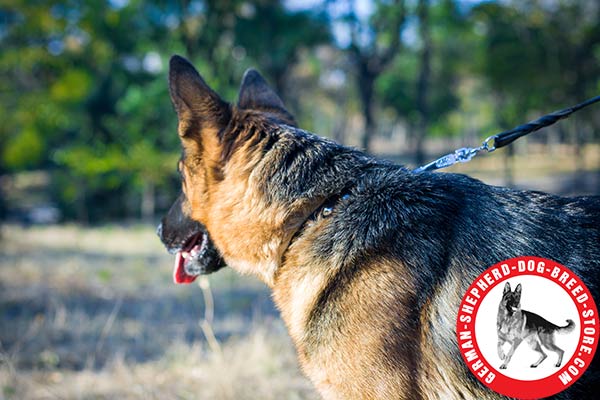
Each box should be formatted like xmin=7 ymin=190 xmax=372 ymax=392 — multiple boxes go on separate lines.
xmin=498 ymin=311 xmax=525 ymax=339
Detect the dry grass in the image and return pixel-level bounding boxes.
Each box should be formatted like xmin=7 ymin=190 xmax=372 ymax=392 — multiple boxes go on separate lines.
xmin=0 ymin=224 xmax=317 ymax=400
xmin=0 ymin=327 xmax=316 ymax=400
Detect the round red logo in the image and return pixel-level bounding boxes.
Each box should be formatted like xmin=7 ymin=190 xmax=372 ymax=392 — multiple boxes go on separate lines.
xmin=456 ymin=256 xmax=598 ymax=399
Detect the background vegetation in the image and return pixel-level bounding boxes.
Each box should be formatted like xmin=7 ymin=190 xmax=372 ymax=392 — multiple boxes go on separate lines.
xmin=1 ymin=0 xmax=599 ymax=399
xmin=1 ymin=0 xmax=599 ymax=223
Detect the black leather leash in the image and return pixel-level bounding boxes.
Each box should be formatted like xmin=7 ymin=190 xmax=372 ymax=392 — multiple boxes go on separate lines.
xmin=414 ymin=95 xmax=600 ymax=173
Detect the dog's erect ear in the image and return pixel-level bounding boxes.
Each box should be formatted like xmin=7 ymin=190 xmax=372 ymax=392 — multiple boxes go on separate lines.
xmin=503 ymin=282 xmax=511 ymax=295
xmin=514 ymin=283 xmax=522 ymax=301
xmin=238 ymin=69 xmax=296 ymax=126
xmin=168 ymin=55 xmax=231 ymax=132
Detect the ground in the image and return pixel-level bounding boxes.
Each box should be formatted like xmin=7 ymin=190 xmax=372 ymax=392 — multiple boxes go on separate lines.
xmin=0 ymin=225 xmax=318 ymax=400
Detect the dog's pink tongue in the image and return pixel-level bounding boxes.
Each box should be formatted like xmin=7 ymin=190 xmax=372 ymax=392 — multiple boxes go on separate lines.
xmin=173 ymin=252 xmax=197 ymax=284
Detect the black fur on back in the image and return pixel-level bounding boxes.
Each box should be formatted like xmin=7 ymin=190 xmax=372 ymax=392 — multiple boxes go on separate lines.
xmin=255 ymin=123 xmax=599 ymax=398
xmin=259 ymin=124 xmax=599 ymax=297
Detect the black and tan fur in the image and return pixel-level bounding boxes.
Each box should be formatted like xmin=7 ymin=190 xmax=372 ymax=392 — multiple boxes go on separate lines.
xmin=158 ymin=55 xmax=600 ymax=399
xmin=497 ymin=282 xmax=576 ymax=370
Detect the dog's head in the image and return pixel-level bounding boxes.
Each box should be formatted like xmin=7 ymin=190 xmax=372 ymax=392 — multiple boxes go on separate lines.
xmin=157 ymin=55 xmax=343 ymax=285
xmin=501 ymin=282 xmax=522 ymax=312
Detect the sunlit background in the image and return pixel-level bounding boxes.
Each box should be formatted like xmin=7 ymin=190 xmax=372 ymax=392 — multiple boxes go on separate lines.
xmin=1 ymin=0 xmax=599 ymax=398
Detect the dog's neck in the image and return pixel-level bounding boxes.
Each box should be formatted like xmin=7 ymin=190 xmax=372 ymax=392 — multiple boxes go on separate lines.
xmin=499 ymin=303 xmax=521 ymax=318
xmin=272 ymin=255 xmax=419 ymax=398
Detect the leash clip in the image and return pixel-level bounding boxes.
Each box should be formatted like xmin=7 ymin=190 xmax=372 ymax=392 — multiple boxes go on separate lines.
xmin=414 ymin=135 xmax=498 ymax=173
xmin=414 ymin=146 xmax=482 ymax=173
xmin=481 ymin=135 xmax=498 ymax=153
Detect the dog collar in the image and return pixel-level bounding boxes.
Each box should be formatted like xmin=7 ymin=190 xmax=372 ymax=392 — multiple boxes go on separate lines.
xmin=289 ymin=189 xmax=353 ymax=246
xmin=320 ymin=192 xmax=351 ymax=218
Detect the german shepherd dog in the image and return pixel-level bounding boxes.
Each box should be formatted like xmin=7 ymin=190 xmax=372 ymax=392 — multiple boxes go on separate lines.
xmin=497 ymin=282 xmax=575 ymax=370
xmin=158 ymin=55 xmax=599 ymax=399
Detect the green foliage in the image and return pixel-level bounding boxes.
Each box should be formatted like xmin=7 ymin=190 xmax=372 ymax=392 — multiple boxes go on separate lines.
xmin=376 ymin=0 xmax=466 ymax=135
xmin=128 ymin=140 xmax=179 ymax=188
xmin=0 ymin=0 xmax=334 ymax=222
xmin=377 ymin=55 xmax=419 ymax=120
xmin=50 ymin=69 xmax=93 ymax=103
xmin=54 ymin=145 xmax=126 ymax=180
xmin=2 ymin=126 xmax=45 ymax=170
xmin=3 ymin=385 xmax=17 ymax=400
xmin=472 ymin=1 xmax=600 ymax=125
xmin=236 ymin=3 xmax=331 ymax=99
xmin=1 ymin=0 xmax=598 ymax=222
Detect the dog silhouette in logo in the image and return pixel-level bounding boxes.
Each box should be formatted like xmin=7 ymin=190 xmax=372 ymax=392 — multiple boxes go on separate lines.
xmin=497 ymin=282 xmax=575 ymax=369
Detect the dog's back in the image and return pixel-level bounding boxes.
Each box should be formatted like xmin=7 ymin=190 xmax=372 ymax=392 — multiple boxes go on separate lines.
xmin=276 ymin=158 xmax=600 ymax=398
xmin=522 ymin=311 xmax=575 ymax=334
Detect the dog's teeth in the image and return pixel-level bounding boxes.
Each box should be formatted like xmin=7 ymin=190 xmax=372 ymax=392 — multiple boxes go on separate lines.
xmin=182 ymin=252 xmax=189 ymax=259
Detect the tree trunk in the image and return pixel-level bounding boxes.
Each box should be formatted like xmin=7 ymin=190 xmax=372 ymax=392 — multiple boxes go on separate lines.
xmin=141 ymin=181 xmax=155 ymax=223
xmin=504 ymin=145 xmax=514 ymax=187
xmin=573 ymin=118 xmax=585 ymax=173
xmin=332 ymin=97 xmax=349 ymax=145
xmin=358 ymin=66 xmax=376 ymax=152
xmin=414 ymin=0 xmax=431 ymax=166
xmin=572 ymin=119 xmax=587 ymax=192
xmin=0 ymin=166 xmax=6 ymax=222
xmin=76 ymin=178 xmax=89 ymax=224
xmin=347 ymin=0 xmax=406 ymax=153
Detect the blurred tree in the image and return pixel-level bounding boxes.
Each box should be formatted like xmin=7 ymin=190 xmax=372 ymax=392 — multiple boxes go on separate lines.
xmin=235 ymin=2 xmax=331 ymax=105
xmin=171 ymin=0 xmax=331 ymax=104
xmin=0 ymin=0 xmax=332 ymax=222
xmin=1 ymin=0 xmax=597 ymax=222
xmin=340 ymin=0 xmax=407 ymax=153
xmin=169 ymin=0 xmax=243 ymax=96
xmin=472 ymin=0 xmax=600 ymax=184
xmin=529 ymin=0 xmax=600 ymax=174
xmin=377 ymin=0 xmax=468 ymax=163
xmin=413 ymin=0 xmax=431 ymax=165
xmin=0 ymin=0 xmax=180 ymax=221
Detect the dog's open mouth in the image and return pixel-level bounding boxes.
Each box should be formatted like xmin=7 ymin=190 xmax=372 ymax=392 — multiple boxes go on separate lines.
xmin=174 ymin=232 xmax=206 ymax=283
xmin=173 ymin=231 xmax=225 ymax=284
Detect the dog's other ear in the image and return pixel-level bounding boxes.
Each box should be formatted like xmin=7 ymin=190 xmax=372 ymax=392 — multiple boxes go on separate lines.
xmin=514 ymin=283 xmax=522 ymax=301
xmin=168 ymin=55 xmax=231 ymax=133
xmin=238 ymin=69 xmax=296 ymax=126
xmin=503 ymin=282 xmax=511 ymax=295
